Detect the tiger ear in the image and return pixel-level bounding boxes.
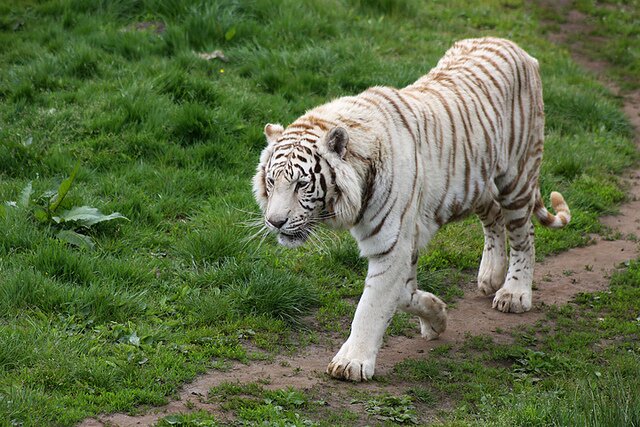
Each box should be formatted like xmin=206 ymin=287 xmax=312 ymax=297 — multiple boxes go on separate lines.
xmin=264 ymin=123 xmax=284 ymax=144
xmin=326 ymin=127 xmax=349 ymax=159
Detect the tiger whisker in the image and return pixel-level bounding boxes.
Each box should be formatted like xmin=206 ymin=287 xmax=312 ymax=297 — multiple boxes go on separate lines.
xmin=308 ymin=218 xmax=338 ymax=238
xmin=310 ymin=230 xmax=330 ymax=254
xmin=305 ymin=224 xmax=335 ymax=254
xmin=313 ymin=208 xmax=347 ymax=221
xmin=231 ymin=206 xmax=263 ymax=217
xmin=252 ymin=227 xmax=272 ymax=254
xmin=242 ymin=224 xmax=267 ymax=246
xmin=305 ymin=228 xmax=323 ymax=253
xmin=238 ymin=219 xmax=265 ymax=229
xmin=322 ymin=226 xmax=340 ymax=246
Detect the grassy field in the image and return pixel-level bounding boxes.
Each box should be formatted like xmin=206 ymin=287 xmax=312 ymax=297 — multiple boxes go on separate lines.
xmin=0 ymin=0 xmax=638 ymax=425
xmin=538 ymin=0 xmax=640 ymax=90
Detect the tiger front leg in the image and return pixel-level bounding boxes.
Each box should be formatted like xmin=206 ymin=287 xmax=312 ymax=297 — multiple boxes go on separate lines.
xmin=326 ymin=258 xmax=408 ymax=382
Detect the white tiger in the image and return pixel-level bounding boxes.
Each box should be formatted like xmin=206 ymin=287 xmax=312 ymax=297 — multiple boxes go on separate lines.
xmin=252 ymin=37 xmax=570 ymax=381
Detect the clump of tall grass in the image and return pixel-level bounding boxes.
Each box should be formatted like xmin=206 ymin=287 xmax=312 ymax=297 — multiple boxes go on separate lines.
xmin=227 ymin=267 xmax=318 ymax=324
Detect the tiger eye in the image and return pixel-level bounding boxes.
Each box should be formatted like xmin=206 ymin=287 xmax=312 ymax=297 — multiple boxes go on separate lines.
xmin=295 ymin=180 xmax=310 ymax=192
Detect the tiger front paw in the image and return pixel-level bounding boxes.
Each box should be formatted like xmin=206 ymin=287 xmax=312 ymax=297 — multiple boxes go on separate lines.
xmin=492 ymin=287 xmax=531 ymax=313
xmin=326 ymin=356 xmax=375 ymax=381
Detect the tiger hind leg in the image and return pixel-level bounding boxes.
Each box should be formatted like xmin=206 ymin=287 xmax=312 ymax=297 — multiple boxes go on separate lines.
xmin=492 ymin=202 xmax=536 ymax=313
xmin=476 ymin=199 xmax=508 ymax=296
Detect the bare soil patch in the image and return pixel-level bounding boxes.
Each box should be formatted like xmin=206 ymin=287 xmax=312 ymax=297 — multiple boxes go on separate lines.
xmin=80 ymin=8 xmax=640 ymax=426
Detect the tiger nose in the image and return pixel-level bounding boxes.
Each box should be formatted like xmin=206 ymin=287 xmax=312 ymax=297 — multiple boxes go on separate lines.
xmin=267 ymin=217 xmax=288 ymax=229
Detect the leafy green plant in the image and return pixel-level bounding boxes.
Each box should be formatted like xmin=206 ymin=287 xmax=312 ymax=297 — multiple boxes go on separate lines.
xmin=208 ymin=383 xmax=316 ymax=426
xmin=361 ymin=394 xmax=419 ymax=424
xmin=157 ymin=411 xmax=218 ymax=426
xmin=4 ymin=163 xmax=127 ymax=250
xmin=513 ymin=350 xmax=573 ymax=381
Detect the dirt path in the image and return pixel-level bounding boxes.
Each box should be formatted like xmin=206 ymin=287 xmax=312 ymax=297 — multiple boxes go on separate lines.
xmin=80 ymin=10 xmax=640 ymax=427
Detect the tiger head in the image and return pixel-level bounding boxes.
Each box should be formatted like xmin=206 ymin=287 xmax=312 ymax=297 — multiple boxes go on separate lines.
xmin=252 ymin=122 xmax=363 ymax=248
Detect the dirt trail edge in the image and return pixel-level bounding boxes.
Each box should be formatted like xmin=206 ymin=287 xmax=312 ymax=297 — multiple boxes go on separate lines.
xmin=80 ymin=15 xmax=640 ymax=427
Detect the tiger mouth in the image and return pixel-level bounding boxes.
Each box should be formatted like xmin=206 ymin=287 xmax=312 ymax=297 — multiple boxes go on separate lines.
xmin=277 ymin=228 xmax=310 ymax=248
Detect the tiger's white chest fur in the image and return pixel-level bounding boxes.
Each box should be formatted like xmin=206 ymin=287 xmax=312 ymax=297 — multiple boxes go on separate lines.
xmin=253 ymin=37 xmax=570 ymax=382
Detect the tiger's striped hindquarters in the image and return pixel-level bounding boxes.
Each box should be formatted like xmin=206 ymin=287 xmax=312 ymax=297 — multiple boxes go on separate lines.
xmin=253 ymin=37 xmax=570 ymax=381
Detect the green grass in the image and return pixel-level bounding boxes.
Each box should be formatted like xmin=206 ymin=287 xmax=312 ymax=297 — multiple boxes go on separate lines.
xmin=202 ymin=383 xmax=319 ymax=426
xmin=538 ymin=0 xmax=640 ymax=90
xmin=389 ymin=263 xmax=639 ymax=426
xmin=0 ymin=0 xmax=637 ymax=425
xmin=439 ymin=262 xmax=640 ymax=426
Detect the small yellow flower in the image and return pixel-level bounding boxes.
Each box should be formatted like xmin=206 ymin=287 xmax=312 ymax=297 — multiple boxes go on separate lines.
xmin=219 ymin=69 xmax=224 ymax=73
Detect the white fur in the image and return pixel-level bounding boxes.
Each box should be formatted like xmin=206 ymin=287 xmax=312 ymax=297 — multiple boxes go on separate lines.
xmin=253 ymin=37 xmax=570 ymax=382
